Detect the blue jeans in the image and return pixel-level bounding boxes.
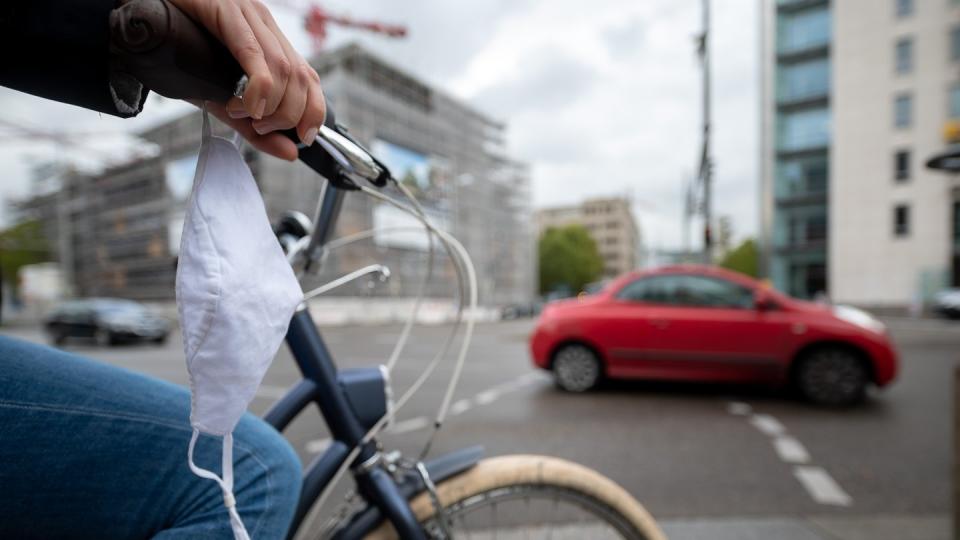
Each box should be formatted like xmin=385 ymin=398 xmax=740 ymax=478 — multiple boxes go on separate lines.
xmin=0 ymin=336 xmax=302 ymax=539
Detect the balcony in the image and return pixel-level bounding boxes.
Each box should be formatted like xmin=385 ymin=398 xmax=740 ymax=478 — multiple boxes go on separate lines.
xmin=777 ymin=0 xmax=828 ymax=11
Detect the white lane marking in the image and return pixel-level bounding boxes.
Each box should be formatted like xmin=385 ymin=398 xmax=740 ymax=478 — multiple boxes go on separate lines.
xmin=750 ymin=414 xmax=786 ymax=437
xmin=387 ymin=416 xmax=431 ymax=435
xmin=773 ymin=436 xmax=811 ymax=464
xmin=794 ymin=466 xmax=853 ymax=506
xmin=450 ymin=399 xmax=472 ymax=416
xmin=474 ymin=389 xmax=499 ymax=405
xmin=305 ymin=437 xmax=331 ymax=454
xmin=302 ymin=372 xmax=544 ymax=453
xmin=302 ymin=416 xmax=431 ymax=455
xmin=727 ymin=401 xmax=752 ymax=416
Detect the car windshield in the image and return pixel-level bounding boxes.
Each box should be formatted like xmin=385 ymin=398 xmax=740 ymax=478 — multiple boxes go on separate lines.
xmin=90 ymin=300 xmax=146 ymax=316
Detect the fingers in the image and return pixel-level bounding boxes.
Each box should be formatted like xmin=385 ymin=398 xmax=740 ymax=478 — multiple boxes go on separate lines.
xmin=173 ymin=0 xmax=326 ymax=149
xmin=250 ymin=3 xmax=325 ymax=145
xmin=173 ymin=0 xmax=273 ymax=119
xmin=296 ymin=75 xmax=326 ymax=146
xmin=206 ymin=102 xmax=299 ymax=161
xmin=238 ymin=0 xmax=291 ymax=118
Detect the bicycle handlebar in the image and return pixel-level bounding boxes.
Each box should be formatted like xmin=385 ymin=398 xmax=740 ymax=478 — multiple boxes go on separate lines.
xmin=109 ymin=0 xmax=390 ymax=189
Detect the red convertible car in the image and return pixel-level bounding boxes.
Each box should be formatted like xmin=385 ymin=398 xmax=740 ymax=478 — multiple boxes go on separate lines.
xmin=530 ymin=265 xmax=898 ymax=406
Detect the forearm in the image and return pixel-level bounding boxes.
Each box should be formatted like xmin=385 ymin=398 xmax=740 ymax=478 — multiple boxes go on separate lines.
xmin=0 ymin=0 xmax=148 ymax=117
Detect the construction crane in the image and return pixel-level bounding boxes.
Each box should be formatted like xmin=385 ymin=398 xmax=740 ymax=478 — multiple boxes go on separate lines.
xmin=304 ymin=5 xmax=407 ymax=51
xmin=265 ymin=0 xmax=407 ymax=53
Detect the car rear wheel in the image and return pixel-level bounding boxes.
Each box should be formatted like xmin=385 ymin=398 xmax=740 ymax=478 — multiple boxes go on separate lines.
xmin=795 ymin=347 xmax=867 ymax=407
xmin=94 ymin=328 xmax=115 ymax=347
xmin=552 ymin=344 xmax=602 ymax=392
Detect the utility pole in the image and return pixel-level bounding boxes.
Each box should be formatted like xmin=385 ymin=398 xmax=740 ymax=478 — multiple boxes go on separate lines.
xmin=696 ymin=0 xmax=713 ymax=265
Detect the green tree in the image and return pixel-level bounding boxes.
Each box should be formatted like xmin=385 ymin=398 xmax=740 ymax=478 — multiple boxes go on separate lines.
xmin=0 ymin=220 xmax=51 ymax=297
xmin=719 ymin=238 xmax=758 ymax=278
xmin=538 ymin=225 xmax=604 ymax=295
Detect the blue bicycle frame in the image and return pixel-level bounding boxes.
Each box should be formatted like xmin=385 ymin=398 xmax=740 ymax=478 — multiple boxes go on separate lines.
xmin=261 ymin=185 xmax=482 ymax=540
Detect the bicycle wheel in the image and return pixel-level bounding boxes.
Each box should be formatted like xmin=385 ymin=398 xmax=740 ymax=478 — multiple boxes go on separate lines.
xmin=365 ymin=455 xmax=666 ymax=540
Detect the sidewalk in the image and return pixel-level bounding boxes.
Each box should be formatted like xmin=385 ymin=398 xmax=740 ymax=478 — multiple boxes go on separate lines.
xmin=660 ymin=514 xmax=949 ymax=540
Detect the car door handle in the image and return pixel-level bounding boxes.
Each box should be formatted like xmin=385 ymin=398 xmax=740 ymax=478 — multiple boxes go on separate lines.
xmin=649 ymin=319 xmax=670 ymax=329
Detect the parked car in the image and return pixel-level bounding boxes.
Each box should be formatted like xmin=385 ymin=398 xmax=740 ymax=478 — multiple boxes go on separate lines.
xmin=45 ymin=298 xmax=170 ymax=347
xmin=501 ymin=302 xmax=540 ymax=320
xmin=529 ymin=265 xmax=898 ymax=406
xmin=933 ymin=288 xmax=960 ymax=319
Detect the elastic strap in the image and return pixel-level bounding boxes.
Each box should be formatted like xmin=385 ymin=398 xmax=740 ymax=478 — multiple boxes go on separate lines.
xmin=188 ymin=429 xmax=252 ymax=540
xmin=201 ymin=105 xmax=213 ymax=138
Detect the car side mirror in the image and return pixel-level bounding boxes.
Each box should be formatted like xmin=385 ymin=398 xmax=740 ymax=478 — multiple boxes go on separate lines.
xmin=755 ymin=292 xmax=775 ymax=311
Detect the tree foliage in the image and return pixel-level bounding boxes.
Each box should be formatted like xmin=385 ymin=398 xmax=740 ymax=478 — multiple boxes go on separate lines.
xmin=719 ymin=238 xmax=758 ymax=278
xmin=538 ymin=225 xmax=604 ymax=295
xmin=0 ymin=220 xmax=51 ymax=295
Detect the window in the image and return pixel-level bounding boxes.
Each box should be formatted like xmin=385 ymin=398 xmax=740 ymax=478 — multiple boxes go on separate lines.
xmin=778 ymin=108 xmax=830 ymax=151
xmin=777 ymin=8 xmax=831 ymax=54
xmin=894 ymin=93 xmax=912 ymax=128
xmin=951 ymin=84 xmax=960 ymax=118
xmin=617 ymin=275 xmax=755 ymax=309
xmin=778 ymin=58 xmax=830 ymax=102
xmin=774 ymin=206 xmax=828 ymax=248
xmin=894 ymin=150 xmax=911 ymax=181
xmin=777 ymin=154 xmax=828 ymax=198
xmin=894 ymin=204 xmax=910 ymax=237
xmin=895 ymin=0 xmax=913 ymax=17
xmin=895 ymin=38 xmax=913 ymax=74
xmin=952 ymin=26 xmax=960 ymax=61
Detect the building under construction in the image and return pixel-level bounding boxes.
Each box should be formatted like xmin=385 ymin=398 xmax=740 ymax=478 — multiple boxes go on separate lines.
xmin=17 ymin=44 xmax=535 ymax=306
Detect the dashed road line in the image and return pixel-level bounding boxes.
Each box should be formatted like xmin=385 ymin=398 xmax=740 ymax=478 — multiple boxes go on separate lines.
xmin=449 ymin=399 xmax=472 ymax=416
xmin=729 ymin=400 xmax=853 ymax=507
xmin=388 ymin=416 xmax=431 ymax=434
xmin=302 ymin=371 xmax=545 ymax=454
xmin=727 ymin=401 xmax=752 ymax=416
xmin=794 ymin=466 xmax=853 ymax=506
xmin=773 ymin=435 xmax=811 ymax=464
xmin=750 ymin=414 xmax=786 ymax=437
xmin=304 ymin=438 xmax=331 ymax=454
xmin=474 ymin=390 xmax=499 ymax=405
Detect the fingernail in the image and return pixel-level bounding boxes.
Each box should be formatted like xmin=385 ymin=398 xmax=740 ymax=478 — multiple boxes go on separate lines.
xmin=227 ymin=108 xmax=250 ymax=119
xmin=254 ymin=99 xmax=267 ymax=120
xmin=302 ymin=126 xmax=318 ymax=146
xmin=252 ymin=121 xmax=276 ymax=135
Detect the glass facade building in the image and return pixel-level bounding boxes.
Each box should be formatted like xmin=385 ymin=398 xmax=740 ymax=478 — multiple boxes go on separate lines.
xmin=770 ymin=0 xmax=831 ymax=298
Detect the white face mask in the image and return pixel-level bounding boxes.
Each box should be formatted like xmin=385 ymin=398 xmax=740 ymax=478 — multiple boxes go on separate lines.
xmin=176 ymin=109 xmax=303 ymax=540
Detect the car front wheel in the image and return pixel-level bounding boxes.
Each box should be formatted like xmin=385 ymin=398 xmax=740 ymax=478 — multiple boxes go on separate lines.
xmin=552 ymin=344 xmax=602 ymax=393
xmin=795 ymin=347 xmax=868 ymax=406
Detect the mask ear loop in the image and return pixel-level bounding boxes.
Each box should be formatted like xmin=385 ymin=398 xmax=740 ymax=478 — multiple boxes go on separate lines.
xmin=188 ymin=429 xmax=252 ymax=540
xmin=201 ymin=103 xmax=213 ymax=139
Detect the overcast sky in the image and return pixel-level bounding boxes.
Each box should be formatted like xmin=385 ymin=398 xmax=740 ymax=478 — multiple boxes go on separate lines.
xmin=0 ymin=0 xmax=758 ymax=251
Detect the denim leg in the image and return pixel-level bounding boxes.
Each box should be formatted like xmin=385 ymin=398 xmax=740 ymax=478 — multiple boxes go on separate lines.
xmin=0 ymin=336 xmax=301 ymax=540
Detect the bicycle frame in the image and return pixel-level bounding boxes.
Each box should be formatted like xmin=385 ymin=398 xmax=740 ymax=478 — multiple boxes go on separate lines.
xmin=261 ymin=184 xmax=481 ymax=539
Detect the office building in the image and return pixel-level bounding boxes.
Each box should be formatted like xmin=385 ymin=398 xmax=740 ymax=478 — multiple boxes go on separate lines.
xmin=760 ymin=0 xmax=960 ymax=308
xmin=536 ymin=197 xmax=642 ymax=278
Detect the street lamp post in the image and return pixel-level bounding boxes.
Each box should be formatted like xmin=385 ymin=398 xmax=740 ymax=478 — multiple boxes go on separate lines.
xmin=696 ymin=0 xmax=713 ymax=265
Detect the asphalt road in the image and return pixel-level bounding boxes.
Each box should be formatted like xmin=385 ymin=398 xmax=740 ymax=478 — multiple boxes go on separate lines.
xmin=2 ymin=316 xmax=956 ymax=536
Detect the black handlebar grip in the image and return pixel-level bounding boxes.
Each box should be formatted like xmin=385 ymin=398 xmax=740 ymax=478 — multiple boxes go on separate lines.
xmin=109 ymin=0 xmax=243 ymax=102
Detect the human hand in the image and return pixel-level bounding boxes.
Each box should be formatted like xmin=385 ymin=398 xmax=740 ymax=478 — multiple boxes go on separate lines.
xmin=170 ymin=0 xmax=325 ymax=161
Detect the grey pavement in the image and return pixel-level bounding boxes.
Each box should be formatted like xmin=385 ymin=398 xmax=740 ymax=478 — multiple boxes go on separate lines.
xmin=1 ymin=316 xmax=956 ymax=539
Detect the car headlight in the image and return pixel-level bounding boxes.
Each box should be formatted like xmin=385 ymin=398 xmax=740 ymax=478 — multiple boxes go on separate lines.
xmin=833 ymin=305 xmax=886 ymax=334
